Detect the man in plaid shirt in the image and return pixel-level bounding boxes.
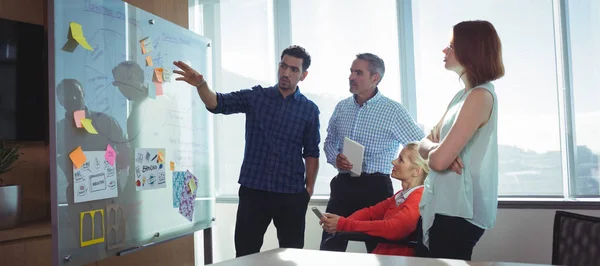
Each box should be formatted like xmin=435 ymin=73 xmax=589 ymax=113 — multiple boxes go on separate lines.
xmin=173 ymin=46 xmax=320 ymax=257
xmin=320 ymin=53 xmax=424 ymax=253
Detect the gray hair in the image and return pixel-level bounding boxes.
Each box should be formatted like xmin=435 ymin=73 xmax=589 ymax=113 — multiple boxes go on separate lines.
xmin=356 ymin=53 xmax=385 ymax=85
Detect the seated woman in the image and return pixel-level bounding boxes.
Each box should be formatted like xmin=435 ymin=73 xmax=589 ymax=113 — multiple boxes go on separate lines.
xmin=320 ymin=141 xmax=429 ymax=256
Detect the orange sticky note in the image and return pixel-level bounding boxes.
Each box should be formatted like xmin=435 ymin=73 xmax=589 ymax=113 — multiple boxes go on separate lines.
xmin=73 ymin=110 xmax=85 ymax=128
xmin=170 ymin=161 xmax=175 ymax=171
xmin=140 ymin=37 xmax=152 ymax=54
xmin=80 ymin=119 xmax=98 ymax=134
xmin=153 ymin=68 xmax=164 ymax=82
xmin=155 ymin=82 xmax=163 ymax=96
xmin=157 ymin=151 xmax=164 ymax=163
xmin=69 ymin=146 xmax=87 ymax=169
xmin=145 ymin=56 xmax=153 ymax=66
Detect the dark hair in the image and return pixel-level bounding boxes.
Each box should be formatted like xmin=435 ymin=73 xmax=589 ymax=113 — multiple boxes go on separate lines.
xmin=56 ymin=78 xmax=84 ymax=98
xmin=356 ymin=53 xmax=385 ymax=85
xmin=281 ymin=45 xmax=311 ymax=72
xmin=452 ymin=20 xmax=505 ymax=87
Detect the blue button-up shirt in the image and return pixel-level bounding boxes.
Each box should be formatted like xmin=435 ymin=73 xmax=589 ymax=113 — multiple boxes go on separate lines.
xmin=209 ymin=85 xmax=320 ymax=193
xmin=324 ymin=89 xmax=424 ymax=175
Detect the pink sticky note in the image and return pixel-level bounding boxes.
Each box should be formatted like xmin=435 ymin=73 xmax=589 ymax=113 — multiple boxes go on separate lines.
xmin=105 ymin=144 xmax=116 ymax=166
xmin=74 ymin=110 xmax=85 ymax=128
xmin=155 ymin=82 xmax=163 ymax=96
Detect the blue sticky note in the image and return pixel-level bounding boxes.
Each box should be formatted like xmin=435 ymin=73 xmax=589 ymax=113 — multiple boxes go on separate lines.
xmin=172 ymin=171 xmax=186 ymax=207
xmin=148 ymin=82 xmax=156 ymax=99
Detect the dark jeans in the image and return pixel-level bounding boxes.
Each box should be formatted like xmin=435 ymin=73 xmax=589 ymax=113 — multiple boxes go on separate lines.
xmin=319 ymin=173 xmax=393 ymax=253
xmin=234 ymin=186 xmax=310 ymax=257
xmin=416 ymin=214 xmax=485 ymax=260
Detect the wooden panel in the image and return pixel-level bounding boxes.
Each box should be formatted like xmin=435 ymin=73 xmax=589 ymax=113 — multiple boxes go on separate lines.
xmin=0 ymin=221 xmax=51 ymax=242
xmin=124 ymin=0 xmax=189 ymax=28
xmin=0 ymin=0 xmax=46 ymax=26
xmin=24 ymin=237 xmax=52 ymax=266
xmin=0 ymin=241 xmax=26 ymax=266
xmin=95 ymin=235 xmax=195 ymax=266
xmin=1 ymin=141 xmax=51 ymax=223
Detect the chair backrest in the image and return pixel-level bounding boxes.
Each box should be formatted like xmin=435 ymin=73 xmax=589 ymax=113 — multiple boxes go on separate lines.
xmin=552 ymin=210 xmax=600 ymax=266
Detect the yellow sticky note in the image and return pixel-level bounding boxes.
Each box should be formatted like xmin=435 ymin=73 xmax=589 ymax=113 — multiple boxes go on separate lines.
xmin=80 ymin=119 xmax=98 ymax=134
xmin=69 ymin=146 xmax=87 ymax=169
xmin=170 ymin=161 xmax=175 ymax=171
xmin=157 ymin=151 xmax=164 ymax=163
xmin=153 ymin=68 xmax=164 ymax=82
xmin=145 ymin=56 xmax=153 ymax=66
xmin=69 ymin=22 xmax=94 ymax=51
xmin=73 ymin=110 xmax=85 ymax=128
xmin=188 ymin=179 xmax=197 ymax=193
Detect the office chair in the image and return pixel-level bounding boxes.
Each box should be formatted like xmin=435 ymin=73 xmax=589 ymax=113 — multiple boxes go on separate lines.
xmin=326 ymin=229 xmax=418 ymax=254
xmin=552 ymin=210 xmax=600 ymax=266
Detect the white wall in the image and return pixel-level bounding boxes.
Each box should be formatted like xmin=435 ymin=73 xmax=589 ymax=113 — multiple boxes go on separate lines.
xmin=210 ymin=202 xmax=600 ymax=264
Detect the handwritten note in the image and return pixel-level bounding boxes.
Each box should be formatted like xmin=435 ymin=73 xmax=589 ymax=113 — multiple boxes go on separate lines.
xmin=68 ymin=22 xmax=94 ymax=51
xmin=145 ymin=56 xmax=153 ymax=66
xmin=153 ymin=68 xmax=164 ymax=83
xmin=134 ymin=148 xmax=166 ymax=191
xmin=105 ymin=144 xmax=116 ymax=166
xmin=74 ymin=110 xmax=85 ymax=128
xmin=73 ymin=151 xmax=118 ymax=203
xmin=140 ymin=37 xmax=152 ymax=54
xmin=155 ymin=82 xmax=163 ymax=96
xmin=81 ymin=119 xmax=98 ymax=134
xmin=69 ymin=146 xmax=87 ymax=169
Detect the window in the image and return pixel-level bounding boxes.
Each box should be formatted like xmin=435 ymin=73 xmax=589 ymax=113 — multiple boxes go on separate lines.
xmin=290 ymin=0 xmax=402 ymax=195
xmin=205 ymin=0 xmax=600 ymax=200
xmin=567 ymin=0 xmax=600 ymax=196
xmin=214 ymin=0 xmax=275 ymax=196
xmin=412 ymin=0 xmax=564 ymax=196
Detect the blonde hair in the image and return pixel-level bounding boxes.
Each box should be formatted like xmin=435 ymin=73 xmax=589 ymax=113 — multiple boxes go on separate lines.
xmin=403 ymin=141 xmax=430 ymax=180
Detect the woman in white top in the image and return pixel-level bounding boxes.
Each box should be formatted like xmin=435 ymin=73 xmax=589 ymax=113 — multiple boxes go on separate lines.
xmin=417 ymin=20 xmax=505 ymax=260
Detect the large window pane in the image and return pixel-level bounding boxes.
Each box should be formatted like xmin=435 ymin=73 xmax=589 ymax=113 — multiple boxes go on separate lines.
xmin=568 ymin=0 xmax=600 ymax=196
xmin=290 ymin=0 xmax=401 ymax=195
xmin=215 ymin=0 xmax=275 ymax=196
xmin=412 ymin=0 xmax=563 ymax=196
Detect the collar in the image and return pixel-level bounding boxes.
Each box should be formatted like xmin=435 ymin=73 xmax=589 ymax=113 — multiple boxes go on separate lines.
xmin=270 ymin=85 xmax=302 ymax=100
xmin=353 ymin=87 xmax=383 ymax=107
xmin=395 ymin=185 xmax=424 ymax=205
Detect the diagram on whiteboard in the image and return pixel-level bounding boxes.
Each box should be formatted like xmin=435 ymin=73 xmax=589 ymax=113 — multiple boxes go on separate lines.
xmin=73 ymin=151 xmax=118 ymax=203
xmin=134 ymin=148 xmax=166 ymax=191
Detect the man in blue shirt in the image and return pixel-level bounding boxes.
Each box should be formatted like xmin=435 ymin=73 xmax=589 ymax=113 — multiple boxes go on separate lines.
xmin=173 ymin=45 xmax=320 ymax=257
xmin=320 ymin=53 xmax=424 ymax=252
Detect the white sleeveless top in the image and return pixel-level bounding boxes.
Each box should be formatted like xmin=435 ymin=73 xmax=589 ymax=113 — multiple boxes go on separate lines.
xmin=419 ymin=82 xmax=499 ymax=248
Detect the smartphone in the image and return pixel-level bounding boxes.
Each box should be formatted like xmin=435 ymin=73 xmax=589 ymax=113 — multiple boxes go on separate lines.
xmin=311 ymin=207 xmax=324 ymax=219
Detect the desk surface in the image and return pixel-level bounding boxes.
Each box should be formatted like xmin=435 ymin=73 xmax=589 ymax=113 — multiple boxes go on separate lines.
xmin=211 ymin=248 xmax=552 ymax=266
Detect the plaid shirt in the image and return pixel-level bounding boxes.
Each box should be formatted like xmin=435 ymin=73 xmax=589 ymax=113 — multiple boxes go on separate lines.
xmin=209 ymin=85 xmax=320 ymax=193
xmin=324 ymin=89 xmax=424 ymax=175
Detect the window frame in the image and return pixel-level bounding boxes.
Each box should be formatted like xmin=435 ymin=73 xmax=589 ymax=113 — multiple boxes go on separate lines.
xmin=192 ymin=0 xmax=600 ymax=207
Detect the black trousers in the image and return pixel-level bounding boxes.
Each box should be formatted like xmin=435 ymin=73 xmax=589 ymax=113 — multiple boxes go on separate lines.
xmin=416 ymin=214 xmax=485 ymax=260
xmin=234 ymin=186 xmax=310 ymax=257
xmin=319 ymin=173 xmax=393 ymax=253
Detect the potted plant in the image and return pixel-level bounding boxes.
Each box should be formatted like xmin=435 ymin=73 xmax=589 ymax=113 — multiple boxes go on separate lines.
xmin=0 ymin=141 xmax=24 ymax=230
